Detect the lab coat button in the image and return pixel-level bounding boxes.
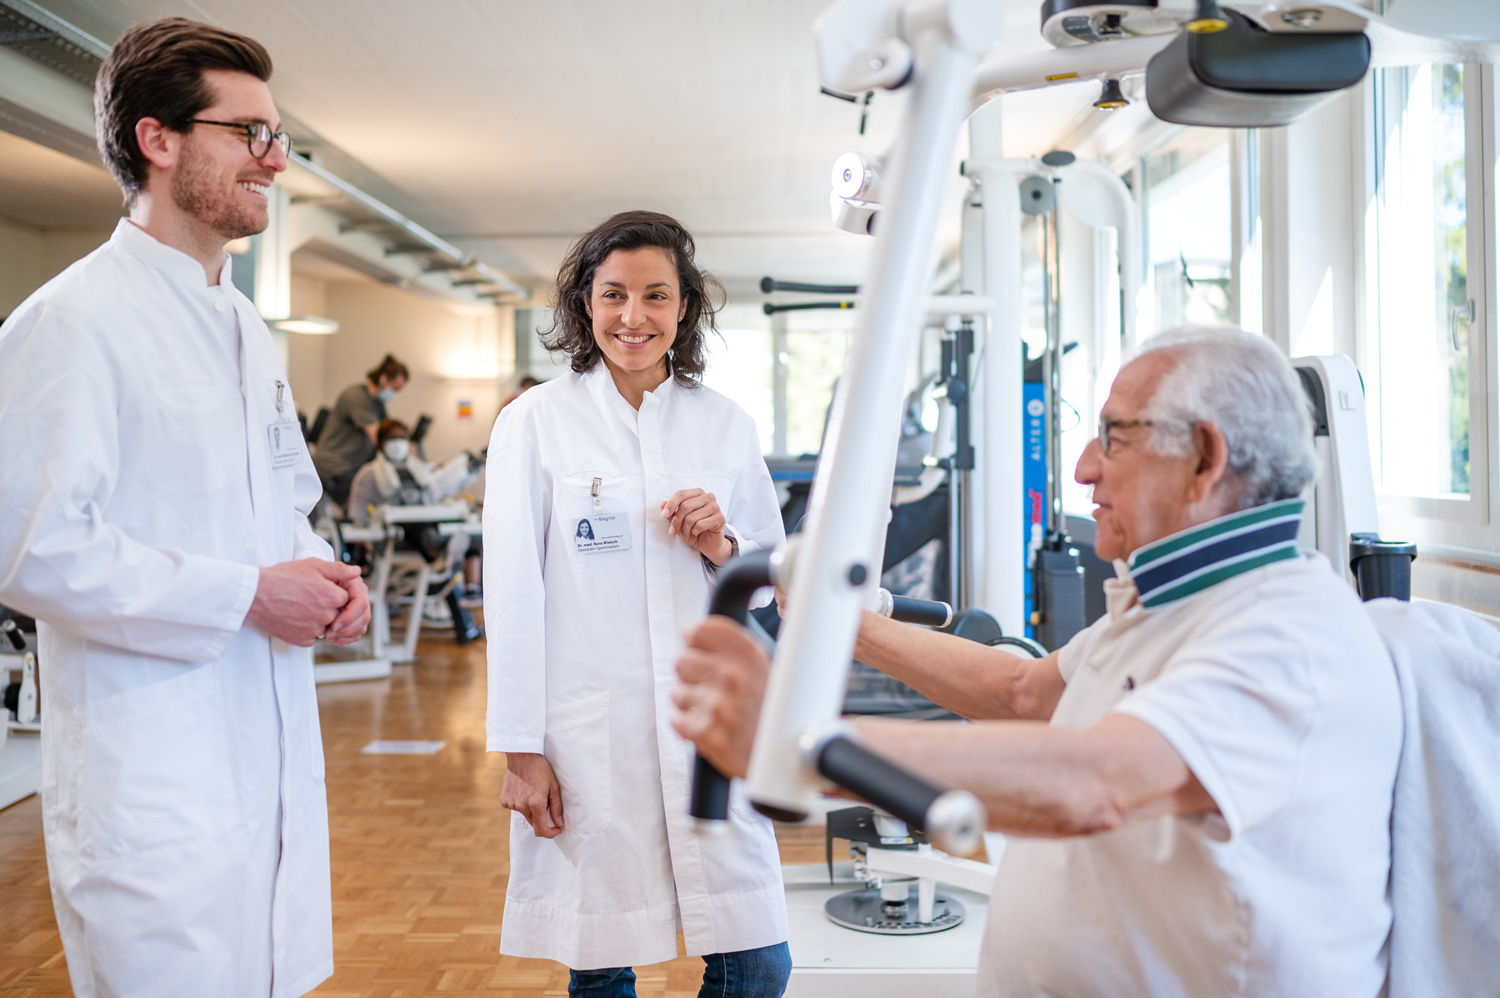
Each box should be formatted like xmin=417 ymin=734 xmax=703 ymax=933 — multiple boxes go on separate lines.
xmin=214 ymin=298 xmax=227 ymax=312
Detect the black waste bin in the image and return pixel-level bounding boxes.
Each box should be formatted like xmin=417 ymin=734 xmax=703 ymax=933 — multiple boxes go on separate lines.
xmin=1349 ymin=534 xmax=1417 ymax=602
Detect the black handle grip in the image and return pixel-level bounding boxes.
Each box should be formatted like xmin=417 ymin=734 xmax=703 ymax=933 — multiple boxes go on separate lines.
xmin=0 ymin=619 xmax=25 ymax=652
xmin=888 ymin=595 xmax=953 ymax=628
xmin=813 ymin=735 xmax=946 ymax=833
xmin=690 ymin=550 xmax=778 ymax=825
xmin=761 ymin=277 xmax=861 ymax=295
xmin=762 ymin=301 xmax=857 ymax=316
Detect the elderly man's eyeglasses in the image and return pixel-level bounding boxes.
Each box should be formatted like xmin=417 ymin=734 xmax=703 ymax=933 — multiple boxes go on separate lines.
xmin=1096 ymin=416 xmax=1191 ymax=457
xmin=190 ymin=119 xmax=292 ymax=159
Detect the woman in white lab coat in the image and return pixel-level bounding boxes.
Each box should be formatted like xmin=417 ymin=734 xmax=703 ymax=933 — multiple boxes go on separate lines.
xmin=483 ymin=211 xmax=791 ymax=997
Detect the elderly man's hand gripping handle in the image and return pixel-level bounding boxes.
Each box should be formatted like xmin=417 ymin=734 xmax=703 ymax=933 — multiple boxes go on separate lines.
xmin=672 ymin=615 xmax=770 ymax=780
xmin=673 ymin=613 xmax=988 ymax=854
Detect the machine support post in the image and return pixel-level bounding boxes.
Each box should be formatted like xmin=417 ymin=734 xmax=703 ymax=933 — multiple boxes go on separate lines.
xmin=747 ymin=11 xmax=989 ymax=821
xmin=967 ymin=140 xmax=1026 ymax=631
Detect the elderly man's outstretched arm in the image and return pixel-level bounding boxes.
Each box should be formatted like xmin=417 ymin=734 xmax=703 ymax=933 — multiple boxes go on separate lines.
xmin=853 ymin=610 xmax=1067 ymax=721
xmin=672 ymin=616 xmax=1216 ymax=838
xmin=849 ymin=713 xmax=1215 ymax=837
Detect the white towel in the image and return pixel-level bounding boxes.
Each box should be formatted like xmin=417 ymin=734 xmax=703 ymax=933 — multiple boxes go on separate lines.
xmin=1367 ymin=598 xmax=1500 ymax=998
xmin=370 ymin=453 xmax=436 ymax=497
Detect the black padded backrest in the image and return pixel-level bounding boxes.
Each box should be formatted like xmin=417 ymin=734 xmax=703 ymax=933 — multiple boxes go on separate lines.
xmin=410 ymin=414 xmax=432 ymax=446
xmin=306 ymin=406 xmax=330 ymax=444
xmin=1147 ymin=10 xmax=1370 ymax=127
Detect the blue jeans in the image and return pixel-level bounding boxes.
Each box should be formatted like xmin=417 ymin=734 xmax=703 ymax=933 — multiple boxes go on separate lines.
xmin=569 ymin=941 xmax=792 ymax=997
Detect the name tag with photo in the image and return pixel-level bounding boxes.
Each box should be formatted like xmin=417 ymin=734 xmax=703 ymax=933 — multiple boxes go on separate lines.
xmin=573 ymin=512 xmax=632 ymax=554
xmin=268 ymin=419 xmax=304 ymax=469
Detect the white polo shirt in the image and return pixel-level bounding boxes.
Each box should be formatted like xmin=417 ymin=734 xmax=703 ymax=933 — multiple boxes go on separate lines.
xmin=979 ymin=499 xmax=1401 ymax=997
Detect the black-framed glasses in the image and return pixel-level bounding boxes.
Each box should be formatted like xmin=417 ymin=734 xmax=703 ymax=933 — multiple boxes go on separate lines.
xmin=190 ymin=119 xmax=292 ymax=159
xmin=1097 ymin=416 xmax=1192 ymax=457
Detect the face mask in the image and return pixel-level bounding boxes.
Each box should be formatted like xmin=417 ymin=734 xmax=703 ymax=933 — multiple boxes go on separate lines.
xmin=383 ymin=439 xmax=410 ymax=463
xmin=376 ymin=387 xmax=397 ymax=404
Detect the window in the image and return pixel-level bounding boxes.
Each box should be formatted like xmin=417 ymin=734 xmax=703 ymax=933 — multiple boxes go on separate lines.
xmin=1140 ymin=129 xmax=1236 ymax=337
xmin=1362 ymin=61 xmax=1500 ymax=567
xmin=699 ymin=304 xmax=854 ymax=458
xmin=1369 ymin=64 xmax=1478 ymax=499
xmin=782 ymin=309 xmax=854 ymax=458
xmin=701 ymin=304 xmax=775 ymax=454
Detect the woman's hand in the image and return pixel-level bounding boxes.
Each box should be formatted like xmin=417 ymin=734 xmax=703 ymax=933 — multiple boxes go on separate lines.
xmin=500 ymin=752 xmax=564 ymax=838
xmin=661 ymin=488 xmax=734 ymax=565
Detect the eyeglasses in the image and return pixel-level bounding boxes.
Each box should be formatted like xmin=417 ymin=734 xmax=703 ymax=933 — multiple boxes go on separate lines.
xmin=1096 ymin=416 xmax=1192 ymax=457
xmin=190 ymin=119 xmax=292 ymax=159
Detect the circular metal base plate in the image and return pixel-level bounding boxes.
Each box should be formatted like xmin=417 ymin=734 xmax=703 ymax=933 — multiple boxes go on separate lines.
xmin=823 ymin=888 xmax=965 ymax=935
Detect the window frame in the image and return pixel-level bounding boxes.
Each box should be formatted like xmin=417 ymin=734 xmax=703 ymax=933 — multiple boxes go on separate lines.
xmin=1359 ymin=62 xmax=1499 ymax=561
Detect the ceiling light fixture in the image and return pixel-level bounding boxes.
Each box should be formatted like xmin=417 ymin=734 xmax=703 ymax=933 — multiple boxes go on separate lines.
xmin=1186 ymin=0 xmax=1229 ymax=33
xmin=1094 ymin=78 xmax=1129 ymax=109
xmin=267 ymin=315 xmax=340 ymax=335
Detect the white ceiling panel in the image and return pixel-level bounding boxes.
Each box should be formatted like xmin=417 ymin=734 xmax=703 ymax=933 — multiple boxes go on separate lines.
xmin=42 ymin=0 xmax=1096 ymax=289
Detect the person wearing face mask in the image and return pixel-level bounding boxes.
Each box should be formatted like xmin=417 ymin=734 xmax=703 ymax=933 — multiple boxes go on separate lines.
xmin=314 ymin=353 xmax=409 ymax=508
xmin=346 ymin=420 xmax=431 ymax=526
xmin=482 ymin=211 xmax=790 ymax=997
xmin=347 ymin=420 xmax=479 ymax=642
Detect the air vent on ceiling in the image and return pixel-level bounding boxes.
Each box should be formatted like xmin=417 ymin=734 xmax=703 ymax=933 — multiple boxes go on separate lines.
xmin=0 ymin=1 xmax=103 ymax=88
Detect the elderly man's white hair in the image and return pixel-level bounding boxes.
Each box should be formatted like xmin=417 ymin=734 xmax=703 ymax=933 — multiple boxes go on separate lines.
xmin=1135 ymin=326 xmax=1317 ymax=510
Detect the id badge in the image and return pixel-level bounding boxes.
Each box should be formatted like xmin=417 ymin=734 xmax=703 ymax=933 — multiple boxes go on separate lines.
xmin=268 ymin=418 xmax=304 ymax=469
xmin=573 ymin=512 xmax=631 ymax=554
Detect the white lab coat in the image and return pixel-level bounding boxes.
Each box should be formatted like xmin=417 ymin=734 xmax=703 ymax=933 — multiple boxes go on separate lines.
xmin=0 ymin=220 xmax=333 ymax=998
xmin=483 ymin=364 xmax=788 ymax=970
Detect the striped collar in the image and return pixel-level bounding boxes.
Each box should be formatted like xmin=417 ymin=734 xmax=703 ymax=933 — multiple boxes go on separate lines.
xmin=1126 ymin=498 xmax=1305 ymax=609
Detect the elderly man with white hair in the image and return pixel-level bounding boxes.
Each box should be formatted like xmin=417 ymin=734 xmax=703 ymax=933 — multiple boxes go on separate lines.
xmin=670 ymin=328 xmax=1402 ymax=997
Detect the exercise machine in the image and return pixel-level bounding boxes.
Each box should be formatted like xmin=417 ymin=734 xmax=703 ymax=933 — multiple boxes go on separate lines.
xmin=693 ymin=3 xmax=1495 ymax=991
xmin=0 ymin=616 xmax=41 ymax=810
xmin=1294 ymin=354 xmax=1418 ymax=600
xmin=692 ymin=0 xmax=1500 ymax=879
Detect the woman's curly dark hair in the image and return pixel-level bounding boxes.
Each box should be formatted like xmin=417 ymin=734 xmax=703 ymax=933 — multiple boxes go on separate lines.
xmin=540 ymin=210 xmax=725 ymax=387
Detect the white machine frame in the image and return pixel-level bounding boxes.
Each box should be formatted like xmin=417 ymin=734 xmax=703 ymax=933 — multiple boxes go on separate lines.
xmin=0 ymin=646 xmax=40 ymax=810
xmin=750 ymin=0 xmax=1500 ymax=855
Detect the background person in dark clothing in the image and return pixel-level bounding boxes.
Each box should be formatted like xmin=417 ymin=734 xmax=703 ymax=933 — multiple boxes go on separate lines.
xmin=314 ymin=353 xmax=408 ymax=507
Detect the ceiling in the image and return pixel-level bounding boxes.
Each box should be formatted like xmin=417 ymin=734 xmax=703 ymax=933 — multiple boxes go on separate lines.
xmin=13 ymin=0 xmax=1099 ymax=294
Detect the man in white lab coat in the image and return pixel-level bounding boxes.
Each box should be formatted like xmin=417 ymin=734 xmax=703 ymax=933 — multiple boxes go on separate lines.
xmin=0 ymin=18 xmax=369 ymax=998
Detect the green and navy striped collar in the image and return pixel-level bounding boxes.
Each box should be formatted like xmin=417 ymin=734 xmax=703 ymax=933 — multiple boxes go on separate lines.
xmin=1126 ymin=497 xmax=1305 ymax=609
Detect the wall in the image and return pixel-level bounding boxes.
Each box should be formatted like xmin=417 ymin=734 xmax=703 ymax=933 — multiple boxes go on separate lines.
xmin=0 ymin=218 xmax=113 ymax=316
xmin=286 ymin=273 xmax=329 ymax=412
xmin=287 ymin=277 xmax=515 ymax=464
xmin=1260 ymin=90 xmax=1361 ymax=360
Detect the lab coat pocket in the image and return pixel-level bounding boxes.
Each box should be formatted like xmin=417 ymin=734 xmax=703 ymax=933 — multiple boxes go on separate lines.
xmin=143 ymin=380 xmax=245 ymax=496
xmin=667 ymin=471 xmax=735 ymax=505
xmin=76 ymin=662 xmax=239 ymax=864
xmin=545 ymin=692 xmax=613 ymax=835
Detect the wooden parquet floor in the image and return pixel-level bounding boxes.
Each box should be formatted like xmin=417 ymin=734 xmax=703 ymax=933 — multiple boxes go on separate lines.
xmin=0 ymin=630 xmax=822 ymax=997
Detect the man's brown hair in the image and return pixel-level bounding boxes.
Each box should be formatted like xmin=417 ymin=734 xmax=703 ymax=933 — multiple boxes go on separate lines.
xmin=94 ymin=17 xmax=273 ymax=205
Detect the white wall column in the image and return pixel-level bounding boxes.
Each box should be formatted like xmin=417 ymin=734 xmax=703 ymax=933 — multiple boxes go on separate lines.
xmin=1259 ymin=92 xmax=1361 ymax=358
xmin=966 ymin=97 xmax=1025 ymax=635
